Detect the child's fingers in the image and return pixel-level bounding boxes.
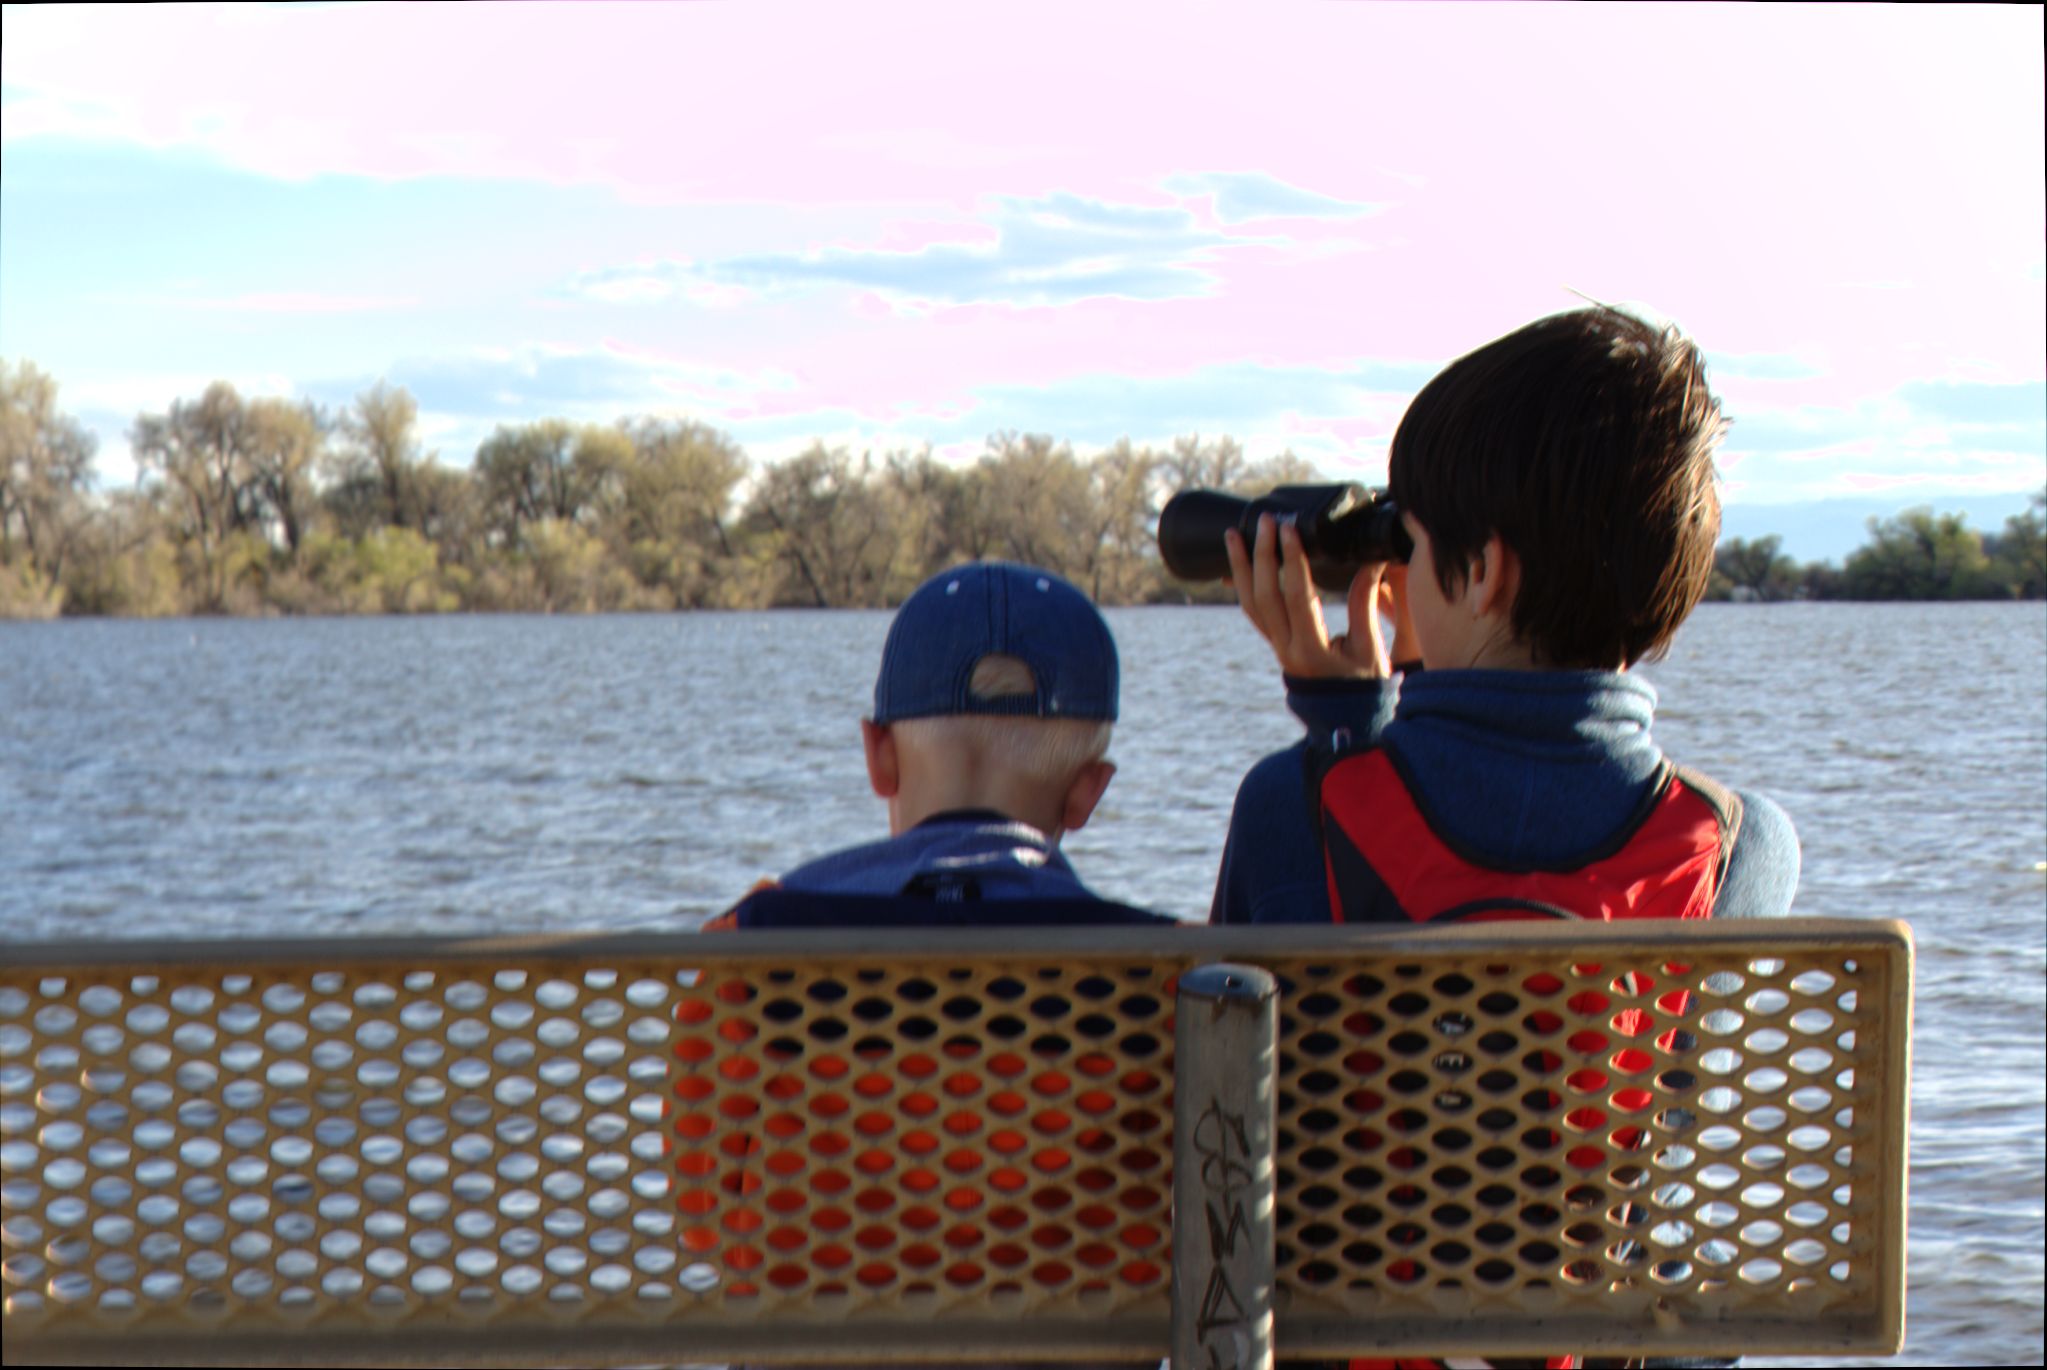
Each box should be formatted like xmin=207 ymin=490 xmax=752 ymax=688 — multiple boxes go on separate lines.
xmin=1279 ymin=522 xmax=1330 ymax=658
xmin=1340 ymin=560 xmax=1392 ymax=676
xmin=1249 ymin=513 xmax=1291 ymax=648
xmin=1227 ymin=516 xmax=1292 ymax=657
xmin=1230 ymin=515 xmax=1378 ymax=679
xmin=1224 ymin=527 xmax=1253 ymax=612
xmin=1345 ymin=558 xmax=1382 ymax=635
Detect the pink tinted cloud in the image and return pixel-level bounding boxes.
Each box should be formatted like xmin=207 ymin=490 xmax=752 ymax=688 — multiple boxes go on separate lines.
xmin=8 ymin=1 xmax=2038 ymax=482
xmin=697 ymin=295 xmax=1422 ymax=439
xmin=593 ymin=232 xmax=1501 ymax=428
xmin=859 ymin=218 xmax=1004 ymax=254
xmin=8 ymin=6 xmax=2036 ymax=264
xmin=1288 ymin=413 xmax=1400 ymax=449
xmin=678 ymin=293 xmax=1310 ymax=422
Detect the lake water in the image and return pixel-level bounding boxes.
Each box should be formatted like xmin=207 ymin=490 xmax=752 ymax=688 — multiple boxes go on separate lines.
xmin=2 ymin=602 xmax=2042 ymax=1366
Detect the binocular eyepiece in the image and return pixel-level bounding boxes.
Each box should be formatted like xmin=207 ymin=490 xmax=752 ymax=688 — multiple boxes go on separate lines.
xmin=1157 ymin=482 xmax=1414 ymax=593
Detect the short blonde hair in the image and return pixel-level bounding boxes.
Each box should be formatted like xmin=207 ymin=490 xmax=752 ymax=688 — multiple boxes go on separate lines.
xmin=892 ymin=654 xmax=1112 ymax=784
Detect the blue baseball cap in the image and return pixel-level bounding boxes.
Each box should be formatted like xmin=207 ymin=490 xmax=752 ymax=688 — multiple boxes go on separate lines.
xmin=871 ymin=563 xmax=1119 ymax=725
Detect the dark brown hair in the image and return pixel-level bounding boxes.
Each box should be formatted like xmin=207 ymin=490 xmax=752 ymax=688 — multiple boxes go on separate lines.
xmin=1387 ymin=307 xmax=1726 ymax=668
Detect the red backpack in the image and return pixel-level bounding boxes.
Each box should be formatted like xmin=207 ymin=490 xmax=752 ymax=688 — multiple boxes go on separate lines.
xmin=1320 ymin=748 xmax=1741 ymax=926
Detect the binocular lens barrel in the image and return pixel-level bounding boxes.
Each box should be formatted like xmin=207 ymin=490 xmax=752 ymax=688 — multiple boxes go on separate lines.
xmin=1156 ymin=490 xmax=1253 ymax=583
xmin=1156 ymin=483 xmax=1412 ymax=592
xmin=1154 ymin=479 xmax=1408 ymax=589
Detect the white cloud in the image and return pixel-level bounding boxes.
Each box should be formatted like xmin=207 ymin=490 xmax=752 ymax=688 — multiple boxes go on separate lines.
xmin=570 ymin=275 xmax=677 ymax=305
xmin=555 ymin=186 xmax=1373 ymax=312
xmin=1706 ymin=350 xmax=1824 ymax=382
xmin=1163 ymin=172 xmax=1383 ymax=224
xmin=558 ymin=264 xmax=753 ymax=309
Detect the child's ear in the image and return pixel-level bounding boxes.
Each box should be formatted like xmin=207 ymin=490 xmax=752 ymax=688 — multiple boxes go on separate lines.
xmin=1057 ymin=760 xmax=1117 ymax=835
xmin=860 ymin=720 xmax=900 ymax=799
xmin=1463 ymin=534 xmax=1522 ymax=620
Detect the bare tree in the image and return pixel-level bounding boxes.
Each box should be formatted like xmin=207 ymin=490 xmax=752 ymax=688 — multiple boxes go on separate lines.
xmin=1235 ymin=449 xmax=1323 ymax=495
xmin=475 ymin=420 xmax=622 ymax=545
xmin=1079 ymin=438 xmax=1163 ymax=603
xmin=875 ymin=447 xmax=966 ymax=601
xmin=583 ymin=417 xmax=750 ymax=607
xmin=0 ymin=360 xmax=97 ymax=586
xmin=243 ymin=397 xmax=325 ymax=556
xmin=330 ymin=382 xmax=431 ymax=533
xmin=1162 ymin=433 xmax=1250 ymax=493
xmin=132 ymin=383 xmax=268 ymax=608
xmin=745 ymin=445 xmax=903 ymax=606
xmin=973 ymin=433 xmax=1095 ymax=578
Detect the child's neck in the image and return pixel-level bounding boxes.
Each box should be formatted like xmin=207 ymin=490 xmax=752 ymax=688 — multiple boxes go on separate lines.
xmin=889 ymin=768 xmax=1062 ymax=841
xmin=1428 ymin=621 xmax=1544 ymax=672
xmin=1439 ymin=644 xmax=1537 ymax=671
xmin=1431 ymin=639 xmax=1623 ymax=673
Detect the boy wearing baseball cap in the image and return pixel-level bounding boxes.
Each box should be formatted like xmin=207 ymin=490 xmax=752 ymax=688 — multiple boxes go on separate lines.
xmin=712 ymin=561 xmax=1167 ymax=928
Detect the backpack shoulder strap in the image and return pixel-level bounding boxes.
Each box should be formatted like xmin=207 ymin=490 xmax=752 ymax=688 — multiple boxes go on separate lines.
xmin=1302 ymin=730 xmax=1376 ymax=864
xmin=1669 ymin=763 xmax=1745 ymax=892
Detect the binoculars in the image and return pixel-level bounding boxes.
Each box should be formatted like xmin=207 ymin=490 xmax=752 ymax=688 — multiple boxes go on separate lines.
xmin=1157 ymin=483 xmax=1414 ymax=593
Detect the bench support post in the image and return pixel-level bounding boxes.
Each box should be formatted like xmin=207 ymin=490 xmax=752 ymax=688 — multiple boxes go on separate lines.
xmin=1171 ymin=963 xmax=1279 ymax=1370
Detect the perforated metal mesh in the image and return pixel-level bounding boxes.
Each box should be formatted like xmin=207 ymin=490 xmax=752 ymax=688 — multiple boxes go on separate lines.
xmin=1257 ymin=933 xmax=1910 ymax=1356
xmin=0 ymin=922 xmax=1909 ymax=1365
xmin=667 ymin=958 xmax=1173 ymax=1314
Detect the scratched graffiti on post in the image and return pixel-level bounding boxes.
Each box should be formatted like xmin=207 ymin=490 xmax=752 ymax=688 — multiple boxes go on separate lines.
xmin=1192 ymin=1096 xmax=1258 ymax=1370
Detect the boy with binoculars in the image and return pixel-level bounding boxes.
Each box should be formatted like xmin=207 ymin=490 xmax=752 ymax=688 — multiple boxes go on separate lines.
xmin=1212 ymin=305 xmax=1800 ymax=931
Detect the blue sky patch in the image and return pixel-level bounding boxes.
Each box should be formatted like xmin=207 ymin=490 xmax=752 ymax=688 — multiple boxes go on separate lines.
xmin=1165 ymin=172 xmax=1381 ymax=224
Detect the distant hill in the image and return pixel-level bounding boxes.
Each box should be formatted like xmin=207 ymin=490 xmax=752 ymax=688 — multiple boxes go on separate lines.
xmin=1721 ymin=491 xmax=2040 ymax=564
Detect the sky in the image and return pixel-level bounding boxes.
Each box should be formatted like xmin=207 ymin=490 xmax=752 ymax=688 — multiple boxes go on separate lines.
xmin=2 ymin=2 xmax=2042 ymax=560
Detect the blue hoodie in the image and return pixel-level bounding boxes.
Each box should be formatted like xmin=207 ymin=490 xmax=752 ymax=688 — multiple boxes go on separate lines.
xmin=1212 ymin=669 xmax=1799 ymax=926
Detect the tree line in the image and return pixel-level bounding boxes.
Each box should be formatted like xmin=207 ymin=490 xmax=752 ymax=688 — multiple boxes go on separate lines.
xmin=1708 ymin=502 xmax=2043 ymax=604
xmin=3 ymin=360 xmax=2042 ymax=619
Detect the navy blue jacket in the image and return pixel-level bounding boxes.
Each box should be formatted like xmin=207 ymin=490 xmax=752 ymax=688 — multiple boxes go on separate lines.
xmin=728 ymin=809 xmax=1175 ymax=928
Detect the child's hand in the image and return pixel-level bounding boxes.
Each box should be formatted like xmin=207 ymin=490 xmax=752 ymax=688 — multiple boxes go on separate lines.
xmin=1224 ymin=513 xmax=1390 ymax=680
xmin=1378 ymin=562 xmax=1421 ymax=668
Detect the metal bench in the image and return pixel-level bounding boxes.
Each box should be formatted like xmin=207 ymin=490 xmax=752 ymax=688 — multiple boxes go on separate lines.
xmin=0 ymin=918 xmax=1912 ymax=1366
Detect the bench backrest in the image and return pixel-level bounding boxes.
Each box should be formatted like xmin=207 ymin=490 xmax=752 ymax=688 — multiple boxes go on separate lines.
xmin=0 ymin=919 xmax=1912 ymax=1365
